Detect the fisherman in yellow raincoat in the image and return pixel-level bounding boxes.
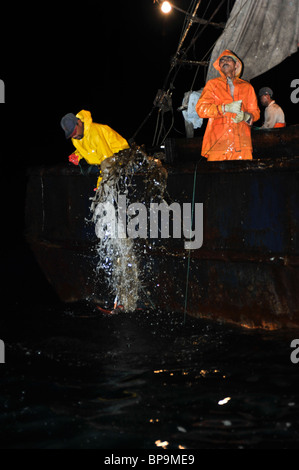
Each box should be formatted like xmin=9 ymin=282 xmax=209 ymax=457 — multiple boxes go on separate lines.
xmin=60 ymin=110 xmax=130 ymax=188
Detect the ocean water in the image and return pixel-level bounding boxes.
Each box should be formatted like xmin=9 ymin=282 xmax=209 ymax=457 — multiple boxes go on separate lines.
xmin=1 ymin=289 xmax=299 ymax=450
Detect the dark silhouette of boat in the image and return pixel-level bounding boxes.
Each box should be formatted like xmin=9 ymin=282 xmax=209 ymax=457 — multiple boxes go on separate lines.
xmin=25 ymin=0 xmax=299 ymax=329
xmin=26 ymin=125 xmax=299 ymax=329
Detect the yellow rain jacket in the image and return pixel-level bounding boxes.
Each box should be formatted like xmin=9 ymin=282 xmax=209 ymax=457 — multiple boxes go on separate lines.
xmin=196 ymin=50 xmax=260 ymax=161
xmin=71 ymin=110 xmax=130 ymax=186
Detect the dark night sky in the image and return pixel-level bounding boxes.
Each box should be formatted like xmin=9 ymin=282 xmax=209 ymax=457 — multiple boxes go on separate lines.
xmin=1 ymin=0 xmax=298 ymax=170
xmin=2 ymin=1 xmax=186 ymax=166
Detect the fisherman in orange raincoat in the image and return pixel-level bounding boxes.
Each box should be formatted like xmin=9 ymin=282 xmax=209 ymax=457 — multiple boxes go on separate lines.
xmin=196 ymin=50 xmax=260 ymax=161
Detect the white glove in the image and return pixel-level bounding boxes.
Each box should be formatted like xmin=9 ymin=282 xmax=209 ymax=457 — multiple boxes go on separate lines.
xmin=223 ymin=100 xmax=242 ymax=114
xmin=233 ymin=111 xmax=252 ymax=124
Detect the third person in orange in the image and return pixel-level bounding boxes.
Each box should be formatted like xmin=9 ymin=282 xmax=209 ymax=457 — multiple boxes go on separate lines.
xmin=196 ymin=49 xmax=260 ymax=161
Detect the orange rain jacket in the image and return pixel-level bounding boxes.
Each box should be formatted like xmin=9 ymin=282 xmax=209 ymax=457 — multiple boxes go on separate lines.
xmin=196 ymin=50 xmax=260 ymax=161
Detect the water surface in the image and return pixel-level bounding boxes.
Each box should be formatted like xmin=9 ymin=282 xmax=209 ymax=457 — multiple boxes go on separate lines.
xmin=1 ymin=299 xmax=299 ymax=449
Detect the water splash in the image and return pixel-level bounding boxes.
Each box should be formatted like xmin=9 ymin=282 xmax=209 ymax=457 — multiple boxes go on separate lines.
xmin=90 ymin=146 xmax=167 ymax=312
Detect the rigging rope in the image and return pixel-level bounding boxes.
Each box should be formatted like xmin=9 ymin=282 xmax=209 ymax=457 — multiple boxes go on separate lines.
xmin=131 ymin=0 xmax=233 ymax=145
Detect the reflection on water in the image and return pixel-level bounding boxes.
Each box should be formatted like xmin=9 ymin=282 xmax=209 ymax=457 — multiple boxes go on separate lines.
xmin=1 ymin=301 xmax=299 ymax=449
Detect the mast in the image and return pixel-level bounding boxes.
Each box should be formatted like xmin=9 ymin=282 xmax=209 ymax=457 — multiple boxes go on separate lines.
xmin=132 ymin=0 xmax=231 ymax=145
xmin=174 ymin=1 xmax=202 ymax=60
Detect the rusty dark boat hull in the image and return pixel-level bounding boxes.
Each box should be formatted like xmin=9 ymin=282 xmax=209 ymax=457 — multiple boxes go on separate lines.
xmin=25 ymin=129 xmax=299 ymax=329
xmin=165 ymin=124 xmax=299 ymax=163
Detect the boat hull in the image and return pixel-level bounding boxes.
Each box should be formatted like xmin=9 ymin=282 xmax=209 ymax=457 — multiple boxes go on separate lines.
xmin=25 ymin=152 xmax=299 ymax=329
xmin=165 ymin=124 xmax=299 ymax=163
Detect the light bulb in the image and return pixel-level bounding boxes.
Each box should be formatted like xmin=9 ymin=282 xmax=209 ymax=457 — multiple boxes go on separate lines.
xmin=161 ymin=1 xmax=172 ymax=14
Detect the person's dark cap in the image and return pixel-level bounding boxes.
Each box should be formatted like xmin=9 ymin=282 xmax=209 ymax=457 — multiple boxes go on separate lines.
xmin=258 ymin=87 xmax=273 ymax=98
xmin=60 ymin=113 xmax=78 ymax=139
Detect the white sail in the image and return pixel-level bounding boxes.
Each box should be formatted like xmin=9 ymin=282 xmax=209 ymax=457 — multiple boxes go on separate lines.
xmin=207 ymin=0 xmax=299 ymax=81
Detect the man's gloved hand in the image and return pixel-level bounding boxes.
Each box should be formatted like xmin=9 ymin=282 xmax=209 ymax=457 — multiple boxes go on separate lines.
xmin=223 ymin=100 xmax=242 ymax=114
xmin=233 ymin=111 xmax=252 ymax=124
xmin=68 ymin=154 xmax=80 ymax=165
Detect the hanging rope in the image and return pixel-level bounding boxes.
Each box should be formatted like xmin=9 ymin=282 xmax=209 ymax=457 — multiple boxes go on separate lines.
xmin=131 ymin=0 xmax=233 ymax=145
xmin=182 ymin=121 xmax=235 ymax=325
xmin=183 ymin=161 xmax=198 ymax=325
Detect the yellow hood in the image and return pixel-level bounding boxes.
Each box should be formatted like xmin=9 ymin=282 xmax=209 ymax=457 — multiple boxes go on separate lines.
xmin=71 ymin=109 xmax=129 ymax=165
xmin=75 ymin=109 xmax=93 ymax=133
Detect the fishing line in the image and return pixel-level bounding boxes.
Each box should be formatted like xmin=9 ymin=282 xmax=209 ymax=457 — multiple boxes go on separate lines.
xmin=161 ymin=109 xmax=175 ymax=145
xmin=182 ymin=121 xmax=237 ymax=325
xmin=183 ymin=160 xmax=198 ymax=326
xmin=201 ymin=124 xmax=232 ymax=157
xmin=152 ymin=110 xmax=162 ymax=146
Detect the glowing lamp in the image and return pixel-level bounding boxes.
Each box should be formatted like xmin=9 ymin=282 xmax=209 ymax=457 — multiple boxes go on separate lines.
xmin=161 ymin=1 xmax=172 ymax=14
